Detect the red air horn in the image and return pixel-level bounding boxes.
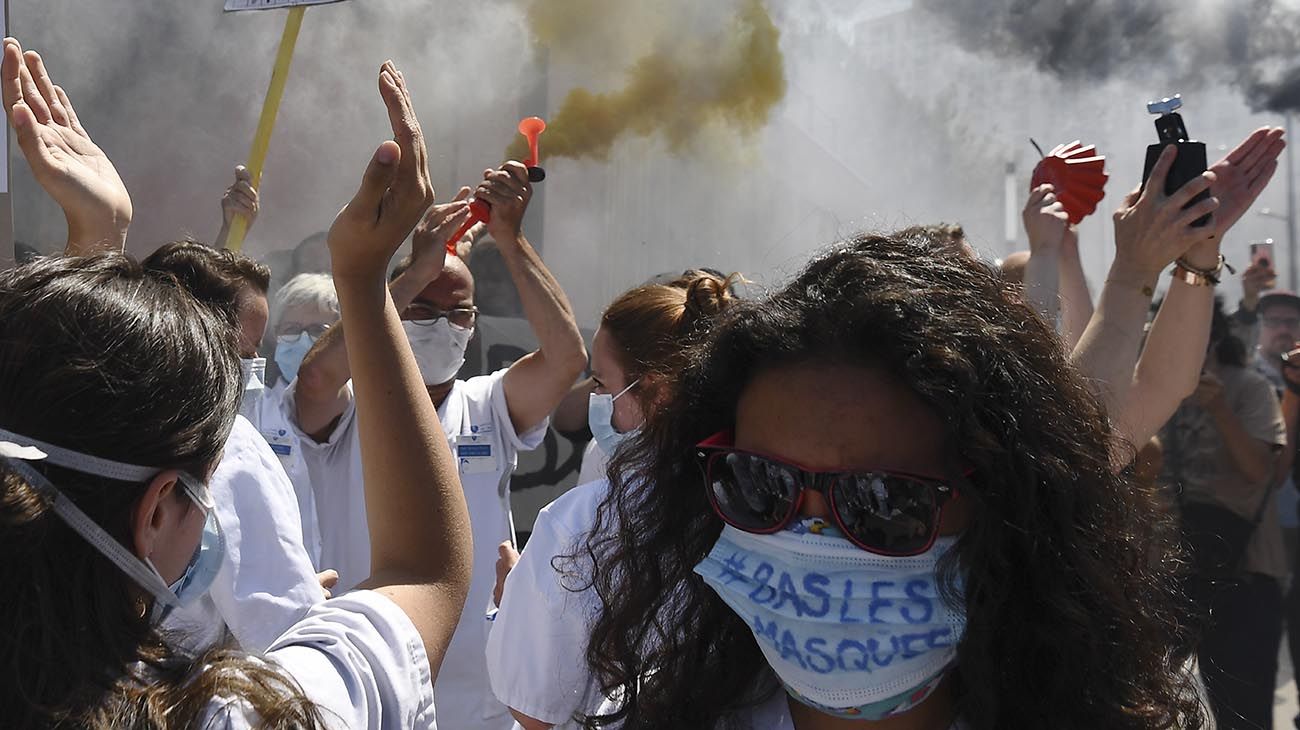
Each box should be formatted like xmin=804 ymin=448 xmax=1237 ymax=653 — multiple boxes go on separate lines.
xmin=446 ymin=117 xmax=547 ymax=255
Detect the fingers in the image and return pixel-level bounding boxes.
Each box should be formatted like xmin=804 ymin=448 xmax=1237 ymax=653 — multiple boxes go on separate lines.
xmin=10 ymin=102 xmax=57 ymax=170
xmin=16 ymin=50 xmax=50 ymax=124
xmin=1166 ymin=170 xmax=1215 ymax=210
xmin=349 ymin=140 xmax=401 ymax=214
xmin=452 ymin=186 xmax=471 ymax=203
xmin=1141 ymin=144 xmax=1177 ymax=202
xmin=2 ymin=40 xmax=23 ymax=119
xmin=1024 ymin=184 xmax=1049 ymax=210
xmin=25 ymin=51 xmax=67 ymax=126
xmin=1172 ymin=195 xmax=1219 ymax=230
xmin=53 ymin=86 xmax=81 ymax=132
xmin=1246 ymin=159 xmax=1279 ymax=196
xmin=378 ymin=62 xmax=427 ymax=198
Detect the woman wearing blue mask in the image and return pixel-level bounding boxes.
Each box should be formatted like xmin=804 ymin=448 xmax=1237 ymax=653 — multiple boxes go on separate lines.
xmin=0 ymin=50 xmax=471 ymax=729
xmin=576 ymin=233 xmax=1208 ymax=729
xmin=488 ymin=270 xmax=741 ymax=729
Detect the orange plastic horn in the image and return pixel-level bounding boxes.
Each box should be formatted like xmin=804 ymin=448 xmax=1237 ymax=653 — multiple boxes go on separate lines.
xmin=445 ymin=117 xmax=549 ymax=255
xmin=519 ymin=116 xmax=547 ymax=181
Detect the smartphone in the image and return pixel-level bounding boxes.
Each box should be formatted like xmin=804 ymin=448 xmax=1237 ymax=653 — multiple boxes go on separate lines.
xmin=1252 ymin=240 xmax=1275 ymax=270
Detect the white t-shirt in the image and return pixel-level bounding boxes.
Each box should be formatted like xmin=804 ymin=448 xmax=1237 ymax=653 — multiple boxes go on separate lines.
xmin=200 ymin=590 xmax=436 ymax=729
xmin=576 ymin=440 xmax=607 ymax=486
xmin=287 ymin=369 xmax=547 ymax=730
xmin=255 ymin=379 xmax=322 ymax=567
xmin=163 ymin=415 xmax=325 ymax=652
xmin=487 ymin=478 xmax=610 ymax=727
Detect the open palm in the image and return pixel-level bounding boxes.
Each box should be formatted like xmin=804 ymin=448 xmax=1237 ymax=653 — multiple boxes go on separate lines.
xmin=3 ymin=38 xmax=131 ymax=254
xmin=1209 ymin=126 xmax=1286 ymax=238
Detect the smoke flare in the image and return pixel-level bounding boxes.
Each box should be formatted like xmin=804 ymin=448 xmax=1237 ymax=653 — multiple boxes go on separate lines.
xmin=507 ymin=0 xmax=786 ymax=161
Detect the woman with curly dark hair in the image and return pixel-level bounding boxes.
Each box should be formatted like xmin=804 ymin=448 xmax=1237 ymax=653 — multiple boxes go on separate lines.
xmin=575 ymin=229 xmax=1210 ymax=729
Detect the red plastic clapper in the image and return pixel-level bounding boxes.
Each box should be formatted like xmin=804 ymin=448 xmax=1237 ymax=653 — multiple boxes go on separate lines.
xmin=1029 ymin=139 xmax=1109 ymax=225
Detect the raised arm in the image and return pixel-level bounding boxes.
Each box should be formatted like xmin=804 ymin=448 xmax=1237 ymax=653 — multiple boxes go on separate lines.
xmin=1057 ymin=231 xmax=1094 ymax=351
xmin=326 ymin=61 xmax=471 ymax=678
xmin=1020 ymin=184 xmax=1067 ymax=327
xmin=1071 ymin=145 xmax=1218 ymax=444
xmin=1 ymin=39 xmax=131 ymax=255
xmin=294 ymin=189 xmax=472 ymax=439
xmin=1114 ymin=128 xmax=1286 ymax=452
xmin=475 ymin=162 xmax=588 ymax=434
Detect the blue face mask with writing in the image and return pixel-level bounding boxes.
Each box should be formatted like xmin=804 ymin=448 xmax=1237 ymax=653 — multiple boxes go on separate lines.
xmin=693 ymin=519 xmax=965 ymax=720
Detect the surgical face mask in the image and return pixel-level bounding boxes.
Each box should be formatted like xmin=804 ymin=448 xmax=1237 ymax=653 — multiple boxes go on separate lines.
xmin=693 ymin=519 xmax=966 ymax=720
xmin=0 ymin=428 xmax=227 ymax=623
xmin=588 ymin=379 xmax=640 ymax=455
xmin=402 ymin=318 xmax=473 ymax=386
xmin=238 ymin=357 xmax=267 ymax=421
xmin=274 ymin=332 xmax=316 ymax=384
xmin=149 ymin=504 xmax=225 ymax=621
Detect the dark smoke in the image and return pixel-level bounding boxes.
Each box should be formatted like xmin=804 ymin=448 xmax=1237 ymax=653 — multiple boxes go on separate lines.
xmin=916 ymin=0 xmax=1300 ymax=113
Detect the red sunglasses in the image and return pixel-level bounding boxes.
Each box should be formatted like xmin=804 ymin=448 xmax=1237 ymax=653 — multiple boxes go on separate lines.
xmin=695 ymin=431 xmax=964 ymax=556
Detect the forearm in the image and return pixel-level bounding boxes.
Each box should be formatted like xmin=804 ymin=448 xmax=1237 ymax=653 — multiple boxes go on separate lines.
xmin=65 ymin=213 xmax=129 ymax=256
xmin=1208 ymin=402 xmax=1277 ymax=485
xmin=1057 ymin=245 xmax=1094 ymax=351
xmin=336 ymin=271 xmax=471 ymax=599
xmin=1117 ymin=278 xmax=1214 ymax=448
xmin=1070 ymin=262 xmax=1157 ymax=419
xmin=1022 ymin=246 xmax=1061 ymax=330
xmin=498 ymin=233 xmax=586 ymax=373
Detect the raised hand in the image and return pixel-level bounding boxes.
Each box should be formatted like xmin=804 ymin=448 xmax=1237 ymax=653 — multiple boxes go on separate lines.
xmin=1022 ymin=184 xmax=1070 ymax=251
xmin=408 ymin=186 xmax=472 ymax=276
xmin=327 ymin=61 xmax=435 ymax=280
xmin=1210 ymin=127 xmax=1286 ymax=237
xmin=2 ymin=38 xmax=131 ymax=254
xmin=221 ymin=165 xmax=259 ymax=228
xmin=1111 ymin=145 xmax=1219 ymax=277
xmin=475 ymin=161 xmax=532 ymax=242
xmin=1241 ymin=259 xmax=1277 ymax=311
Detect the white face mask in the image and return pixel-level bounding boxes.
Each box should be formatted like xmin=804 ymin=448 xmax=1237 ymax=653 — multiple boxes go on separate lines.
xmin=402 ymin=319 xmax=474 ymax=386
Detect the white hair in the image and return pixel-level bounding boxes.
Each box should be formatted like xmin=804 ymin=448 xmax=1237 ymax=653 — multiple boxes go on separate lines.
xmin=272 ymin=273 xmax=339 ymax=329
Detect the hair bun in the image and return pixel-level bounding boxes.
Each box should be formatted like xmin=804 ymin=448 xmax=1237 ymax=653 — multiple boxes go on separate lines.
xmin=681 ymin=271 xmax=740 ymax=326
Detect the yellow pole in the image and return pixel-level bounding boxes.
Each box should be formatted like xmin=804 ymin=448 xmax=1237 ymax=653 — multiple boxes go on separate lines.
xmin=222 ymin=5 xmax=307 ymax=252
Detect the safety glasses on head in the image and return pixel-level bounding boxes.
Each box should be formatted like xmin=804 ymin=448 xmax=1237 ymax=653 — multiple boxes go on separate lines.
xmin=695 ymin=430 xmax=966 ymax=556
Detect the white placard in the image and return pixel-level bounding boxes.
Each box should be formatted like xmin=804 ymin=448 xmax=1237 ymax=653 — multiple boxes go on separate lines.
xmin=224 ymin=0 xmax=345 ymax=11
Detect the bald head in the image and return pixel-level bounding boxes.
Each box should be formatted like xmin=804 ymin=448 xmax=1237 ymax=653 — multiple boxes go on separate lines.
xmin=998 ymin=250 xmax=1031 ymax=286
xmin=412 ymin=257 xmax=475 ymax=314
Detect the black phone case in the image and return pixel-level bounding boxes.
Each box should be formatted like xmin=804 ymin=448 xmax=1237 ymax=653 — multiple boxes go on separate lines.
xmin=1142 ymin=141 xmax=1211 ymax=226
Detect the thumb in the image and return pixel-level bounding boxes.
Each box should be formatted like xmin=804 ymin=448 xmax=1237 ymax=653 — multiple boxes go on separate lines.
xmin=350 ymin=140 xmax=401 ymax=212
xmin=234 ymin=164 xmax=250 ymax=183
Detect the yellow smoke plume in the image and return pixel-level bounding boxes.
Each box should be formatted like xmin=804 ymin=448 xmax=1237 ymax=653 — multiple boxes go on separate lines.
xmin=507 ymin=0 xmax=786 ymax=162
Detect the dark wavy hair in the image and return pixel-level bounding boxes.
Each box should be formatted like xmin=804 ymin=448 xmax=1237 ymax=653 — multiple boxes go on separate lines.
xmin=0 ymin=254 xmax=323 ymax=729
xmin=576 ymin=232 xmax=1202 ymax=729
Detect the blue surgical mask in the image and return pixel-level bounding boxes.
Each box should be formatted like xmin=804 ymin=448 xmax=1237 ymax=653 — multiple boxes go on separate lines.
xmin=274 ymin=332 xmax=316 ymax=384
xmin=588 ymin=380 xmax=640 ymax=455
xmin=149 ymin=502 xmax=226 ymax=621
xmin=693 ymin=519 xmax=965 ymax=720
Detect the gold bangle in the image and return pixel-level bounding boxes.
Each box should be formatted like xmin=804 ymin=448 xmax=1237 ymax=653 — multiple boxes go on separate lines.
xmin=1171 ymin=255 xmax=1224 ymax=287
